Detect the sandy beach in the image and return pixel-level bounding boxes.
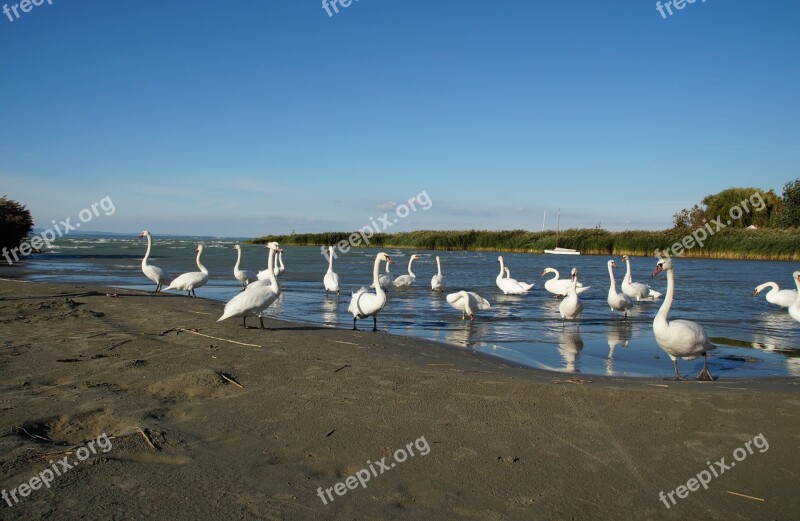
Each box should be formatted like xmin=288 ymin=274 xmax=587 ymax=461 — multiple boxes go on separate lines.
xmin=0 ymin=278 xmax=797 ymax=520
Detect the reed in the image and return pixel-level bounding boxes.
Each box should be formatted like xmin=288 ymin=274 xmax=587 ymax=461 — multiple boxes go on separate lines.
xmin=251 ymin=228 xmax=800 ymax=261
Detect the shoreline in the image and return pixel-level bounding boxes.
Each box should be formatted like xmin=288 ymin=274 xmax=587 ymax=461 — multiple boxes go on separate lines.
xmin=1 ymin=279 xmax=798 ymax=519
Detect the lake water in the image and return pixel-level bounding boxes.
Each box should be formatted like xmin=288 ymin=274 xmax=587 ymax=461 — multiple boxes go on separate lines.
xmin=6 ymin=235 xmax=800 ymax=379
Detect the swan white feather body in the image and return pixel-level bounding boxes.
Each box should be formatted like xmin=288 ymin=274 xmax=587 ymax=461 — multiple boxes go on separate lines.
xmin=218 ymin=242 xmax=282 ymax=328
xmin=394 ymin=254 xmax=419 ymax=288
xmin=558 ymin=267 xmax=583 ymax=321
xmin=542 ymin=267 xmax=588 ymax=297
xmin=606 ymin=260 xmax=632 ymax=317
xmin=431 ymin=256 xmax=445 ymax=291
xmin=446 ymin=290 xmax=490 ymax=320
xmin=348 ymin=252 xmax=392 ymax=331
xmin=233 ymin=244 xmax=257 ymax=289
xmin=496 ymin=256 xmax=533 ymax=294
xmin=754 ymin=282 xmax=798 ymax=309
xmin=621 ymin=255 xmax=662 ymax=301
xmin=323 ymin=246 xmax=340 ymax=295
xmin=165 ymin=244 xmax=209 ymax=297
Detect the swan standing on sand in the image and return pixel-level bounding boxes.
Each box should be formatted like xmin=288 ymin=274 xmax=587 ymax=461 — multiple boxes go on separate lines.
xmin=606 ymin=260 xmax=632 ymax=318
xmin=496 ymin=256 xmax=534 ymax=294
xmin=233 ymin=245 xmax=257 ymax=290
xmin=789 ymin=272 xmax=800 ymax=323
xmin=621 ymin=255 xmax=662 ymax=301
xmin=651 ymin=258 xmax=714 ymax=381
xmin=348 ymin=252 xmax=392 ymax=331
xmin=166 ymin=244 xmax=209 ymax=298
xmin=323 ymin=246 xmax=340 ymax=296
xmin=138 ymin=231 xmax=171 ymax=292
xmin=542 ymin=267 xmax=588 ymax=297
xmin=754 ymin=281 xmax=798 ymax=310
xmin=218 ymin=242 xmax=282 ymax=328
xmin=446 ymin=290 xmax=490 ymax=321
xmin=394 ymin=254 xmax=419 ymax=288
xmin=431 ymin=256 xmax=445 ymax=292
xmin=559 ymin=268 xmax=583 ymax=323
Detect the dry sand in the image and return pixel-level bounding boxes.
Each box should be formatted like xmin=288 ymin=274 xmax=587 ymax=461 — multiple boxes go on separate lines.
xmin=0 ymin=279 xmax=798 ymax=520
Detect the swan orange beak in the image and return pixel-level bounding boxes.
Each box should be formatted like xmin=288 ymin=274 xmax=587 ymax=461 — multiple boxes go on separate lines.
xmin=752 ymin=289 xmax=759 ymax=297
xmin=652 ymin=265 xmax=663 ymax=277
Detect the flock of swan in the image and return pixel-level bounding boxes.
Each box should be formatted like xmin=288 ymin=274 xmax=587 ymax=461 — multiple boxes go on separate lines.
xmin=138 ymin=231 xmax=800 ymax=381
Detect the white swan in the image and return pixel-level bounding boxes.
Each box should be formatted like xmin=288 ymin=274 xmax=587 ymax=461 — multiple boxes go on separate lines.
xmin=496 ymin=256 xmax=533 ymax=294
xmin=621 ymin=255 xmax=662 ymax=301
xmin=233 ymin=244 xmax=257 ymax=290
xmin=558 ymin=267 xmax=583 ymax=322
xmin=446 ymin=290 xmax=490 ymax=321
xmin=256 ymin=248 xmax=285 ymax=280
xmin=754 ymin=281 xmax=798 ymax=309
xmin=138 ymin=230 xmax=171 ymax=292
xmin=652 ymin=258 xmax=714 ymax=380
xmin=376 ymin=261 xmax=392 ymax=289
xmin=218 ymin=242 xmax=282 ymax=328
xmin=542 ymin=267 xmax=589 ymax=297
xmin=166 ymin=244 xmax=209 ymax=297
xmin=789 ymin=272 xmax=800 ymax=323
xmin=348 ymin=252 xmax=392 ymax=331
xmin=431 ymin=256 xmax=445 ymax=292
xmin=323 ymin=246 xmax=340 ymax=295
xmin=394 ymin=254 xmax=419 ymax=288
xmin=606 ymin=260 xmax=632 ymax=317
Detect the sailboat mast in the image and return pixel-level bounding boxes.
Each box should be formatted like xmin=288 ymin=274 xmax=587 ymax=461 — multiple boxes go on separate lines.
xmin=555 ymin=208 xmax=560 ymax=248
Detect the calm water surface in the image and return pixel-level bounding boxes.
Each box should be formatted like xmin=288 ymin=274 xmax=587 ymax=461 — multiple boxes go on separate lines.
xmin=8 ymin=235 xmax=800 ymax=379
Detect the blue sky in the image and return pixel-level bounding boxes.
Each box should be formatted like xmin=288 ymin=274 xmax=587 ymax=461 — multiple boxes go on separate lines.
xmin=1 ymin=0 xmax=798 ymax=236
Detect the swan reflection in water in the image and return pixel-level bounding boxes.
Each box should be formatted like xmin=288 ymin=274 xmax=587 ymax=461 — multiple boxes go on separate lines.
xmin=606 ymin=320 xmax=633 ymax=375
xmin=321 ymin=296 xmax=338 ymax=326
xmin=446 ymin=320 xmax=490 ymax=347
xmin=558 ymin=329 xmax=584 ymax=373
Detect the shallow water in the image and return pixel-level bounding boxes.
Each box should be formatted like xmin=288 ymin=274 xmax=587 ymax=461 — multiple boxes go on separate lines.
xmin=8 ymin=235 xmax=800 ymax=379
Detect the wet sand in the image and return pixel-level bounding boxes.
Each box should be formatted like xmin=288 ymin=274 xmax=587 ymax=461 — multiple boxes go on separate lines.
xmin=0 ymin=279 xmax=797 ymax=520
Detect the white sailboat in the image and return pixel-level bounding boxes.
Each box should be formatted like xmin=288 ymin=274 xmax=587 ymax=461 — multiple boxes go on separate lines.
xmin=544 ymin=208 xmax=580 ymax=255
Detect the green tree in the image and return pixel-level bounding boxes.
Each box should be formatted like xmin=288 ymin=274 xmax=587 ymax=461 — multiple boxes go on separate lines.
xmin=673 ymin=204 xmax=705 ymax=229
xmin=0 ymin=196 xmax=34 ymax=253
xmin=702 ymin=187 xmax=780 ymax=229
xmin=779 ymin=179 xmax=800 ymax=228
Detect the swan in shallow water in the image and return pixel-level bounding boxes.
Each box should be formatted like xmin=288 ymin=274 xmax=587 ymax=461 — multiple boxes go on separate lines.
xmin=621 ymin=255 xmax=662 ymax=301
xmin=166 ymin=244 xmax=209 ymax=298
xmin=218 ymin=242 xmax=282 ymax=328
xmin=496 ymin=256 xmax=533 ymax=294
xmin=233 ymin=245 xmax=257 ymax=290
xmin=375 ymin=261 xmax=392 ymax=289
xmin=789 ymin=272 xmax=800 ymax=323
xmin=558 ymin=268 xmax=583 ymax=323
xmin=754 ymin=281 xmax=798 ymax=309
xmin=348 ymin=252 xmax=392 ymax=331
xmin=138 ymin=230 xmax=171 ymax=292
xmin=257 ymin=249 xmax=285 ymax=280
xmin=446 ymin=290 xmax=490 ymax=320
xmin=542 ymin=267 xmax=588 ymax=297
xmin=431 ymin=256 xmax=445 ymax=292
xmin=607 ymin=260 xmax=632 ymax=317
xmin=651 ymin=258 xmax=714 ymax=381
xmin=323 ymin=246 xmax=340 ymax=295
xmin=394 ymin=254 xmax=419 ymax=288
xmin=275 ymin=250 xmax=285 ymax=276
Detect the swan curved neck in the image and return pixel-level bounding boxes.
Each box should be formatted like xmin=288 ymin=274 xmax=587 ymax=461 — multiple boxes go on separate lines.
xmin=498 ymin=258 xmax=505 ymax=277
xmin=407 ymin=257 xmax=416 ymax=278
xmin=436 ymin=257 xmax=442 ymax=275
xmin=757 ymin=282 xmax=778 ymax=294
xmin=462 ymin=292 xmax=473 ymax=316
xmin=266 ymin=248 xmax=279 ymax=289
xmin=142 ymin=234 xmax=153 ymax=266
xmin=656 ymin=269 xmax=674 ymax=322
xmin=608 ymin=264 xmax=617 ymax=291
xmin=234 ymin=248 xmax=242 ymax=271
xmin=373 ymin=256 xmax=385 ymax=296
xmin=195 ymin=248 xmax=208 ymax=274
xmin=624 ymin=258 xmax=632 ymax=283
xmin=327 ymin=248 xmax=334 ymax=272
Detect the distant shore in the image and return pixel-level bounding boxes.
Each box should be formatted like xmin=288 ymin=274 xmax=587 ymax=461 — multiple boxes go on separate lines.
xmin=252 ymin=228 xmax=800 ymax=261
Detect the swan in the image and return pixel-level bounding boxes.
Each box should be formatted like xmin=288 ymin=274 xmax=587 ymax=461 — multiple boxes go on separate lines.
xmin=431 ymin=256 xmax=445 ymax=292
xmin=503 ymin=267 xmax=510 ymax=279
xmin=394 ymin=254 xmax=419 ymax=288
xmin=376 ymin=261 xmax=392 ymax=289
xmin=446 ymin=290 xmax=490 ymax=320
xmin=348 ymin=252 xmax=392 ymax=331
xmin=138 ymin=231 xmax=171 ymax=292
xmin=621 ymin=255 xmax=662 ymax=301
xmin=166 ymin=244 xmax=209 ymax=297
xmin=651 ymin=258 xmax=714 ymax=381
xmin=542 ymin=267 xmax=589 ymax=297
xmin=607 ymin=260 xmax=632 ymax=317
xmin=558 ymin=267 xmax=583 ymax=322
xmin=496 ymin=256 xmax=533 ymax=294
xmin=233 ymin=244 xmax=257 ymax=290
xmin=257 ymin=249 xmax=285 ymax=280
xmin=218 ymin=242 xmax=282 ymax=328
xmin=789 ymin=272 xmax=800 ymax=323
xmin=323 ymin=246 xmax=340 ymax=295
xmin=754 ymin=281 xmax=798 ymax=309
